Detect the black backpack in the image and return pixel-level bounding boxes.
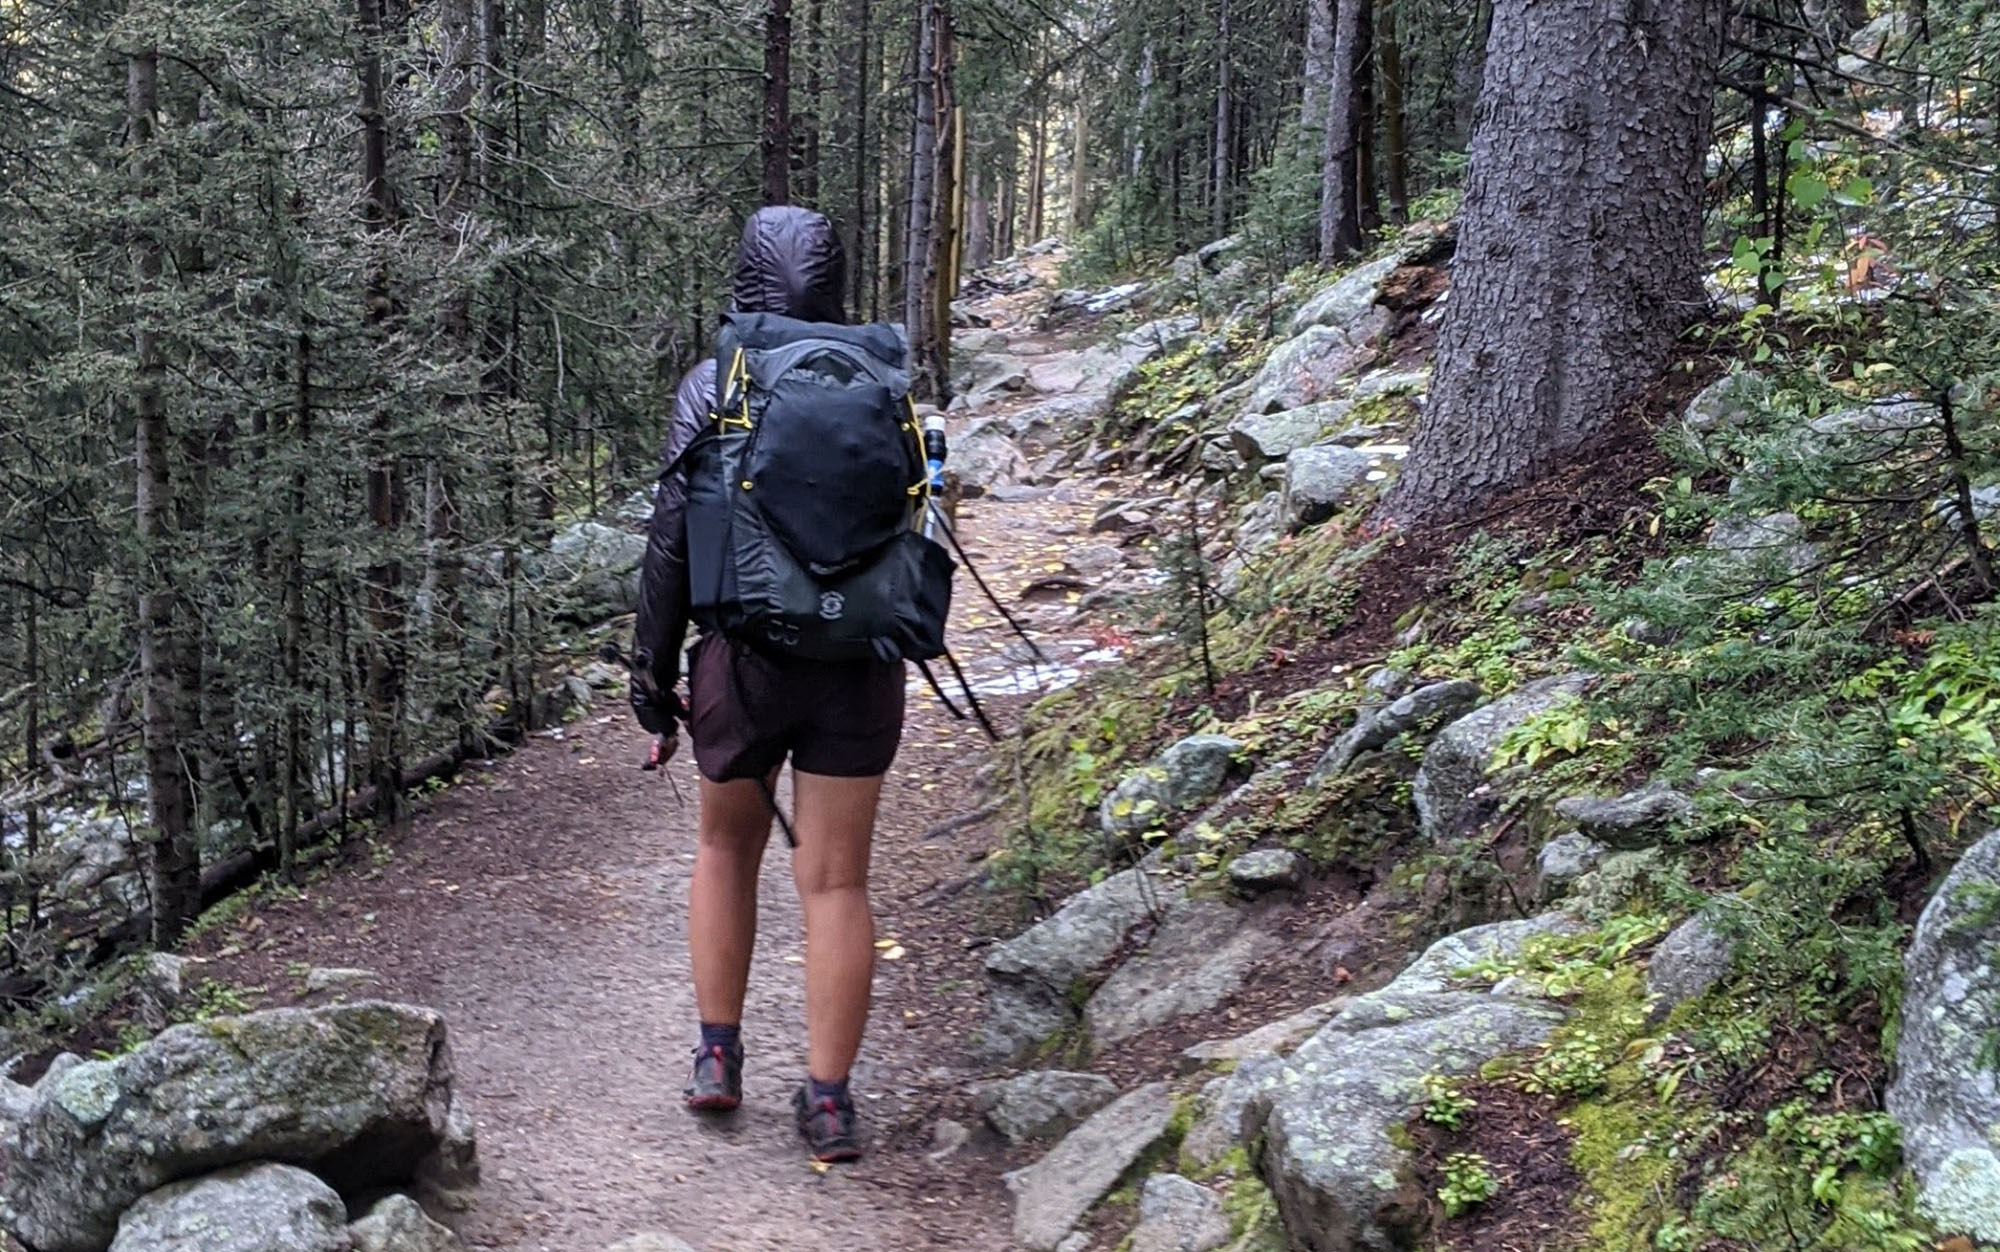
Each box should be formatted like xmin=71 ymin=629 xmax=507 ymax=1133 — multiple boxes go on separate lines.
xmin=684 ymin=312 xmax=955 ymax=662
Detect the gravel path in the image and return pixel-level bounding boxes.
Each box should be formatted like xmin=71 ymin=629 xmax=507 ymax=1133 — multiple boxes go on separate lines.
xmin=188 ymin=267 xmax=1152 ymax=1250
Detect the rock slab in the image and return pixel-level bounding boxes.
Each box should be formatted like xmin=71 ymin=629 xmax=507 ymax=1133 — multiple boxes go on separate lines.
xmin=1227 ymin=848 xmax=1304 ymax=895
xmin=1182 ymin=1000 xmax=1346 ymax=1071
xmin=349 ymin=1194 xmax=460 ymax=1252
xmin=1228 ymin=400 xmax=1359 ymax=463
xmin=550 ymin=522 xmax=647 ymax=621
xmin=1131 ymin=1174 xmax=1231 ymax=1252
xmin=1253 ymin=922 xmax=1569 ymax=1250
xmin=977 ymin=861 xmax=1187 ymax=1062
xmin=107 ymin=1164 xmax=349 ymax=1252
xmin=1006 ymin=1083 xmax=1175 ymax=1251
xmin=975 ymin=1071 xmax=1119 ymax=1144
xmin=1 ymin=1001 xmax=454 ymax=1252
xmin=1310 ymin=678 xmax=1482 ymax=784
xmin=954 ymin=419 xmax=1033 ymax=493
xmin=1100 ymin=735 xmax=1243 ymax=837
xmin=1887 ymin=828 xmax=2000 ymax=1243
xmin=1287 ymin=256 xmax=1402 ymax=337
xmin=1084 ymin=898 xmax=1278 ymax=1044
xmin=1281 ymin=444 xmax=1379 ymax=530
xmin=1241 ymin=314 xmax=1388 ymax=417
xmin=1412 ymin=674 xmax=1593 ymax=843
xmin=1554 ymin=785 xmax=1693 ymax=850
xmin=1647 ymin=907 xmax=1737 ymax=1018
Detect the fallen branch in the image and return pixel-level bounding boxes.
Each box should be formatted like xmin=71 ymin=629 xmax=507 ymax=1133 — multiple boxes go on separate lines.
xmin=921 ymin=803 xmax=1001 ymax=841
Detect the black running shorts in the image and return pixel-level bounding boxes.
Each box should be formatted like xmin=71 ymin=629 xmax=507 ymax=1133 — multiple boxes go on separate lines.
xmin=685 ymin=632 xmax=906 ymax=783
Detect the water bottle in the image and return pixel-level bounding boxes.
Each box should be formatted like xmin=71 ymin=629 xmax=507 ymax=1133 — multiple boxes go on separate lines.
xmin=923 ymin=414 xmax=948 ymax=492
xmin=922 ymin=414 xmax=948 ymax=541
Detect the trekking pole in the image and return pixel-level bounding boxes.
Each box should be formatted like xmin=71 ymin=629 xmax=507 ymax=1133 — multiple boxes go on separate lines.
xmin=921 ymin=413 xmax=948 ymax=543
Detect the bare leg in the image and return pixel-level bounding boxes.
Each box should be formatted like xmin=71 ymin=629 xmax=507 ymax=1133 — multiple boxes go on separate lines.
xmin=789 ymin=771 xmax=885 ymax=1083
xmin=688 ymin=771 xmax=777 ymax=1027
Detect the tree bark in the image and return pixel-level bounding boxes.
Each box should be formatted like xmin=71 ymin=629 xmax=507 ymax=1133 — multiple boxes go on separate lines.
xmin=905 ymin=0 xmax=952 ymax=399
xmin=128 ymin=47 xmax=202 ymax=945
xmin=965 ymin=159 xmax=991 ymax=271
xmin=1210 ymin=0 xmax=1232 ymax=235
xmin=1354 ymin=2 xmax=1378 ymax=232
xmin=931 ymin=92 xmax=959 ymax=397
xmin=1067 ymin=103 xmax=1089 ymax=234
xmin=358 ymin=0 xmax=408 ymax=828
xmin=1302 ymin=0 xmax=1335 ymax=136
xmin=845 ymin=0 xmax=871 ymax=316
xmin=763 ymin=0 xmax=794 ymax=205
xmin=903 ymin=0 xmax=937 ymax=344
xmin=1027 ymin=108 xmax=1047 ymax=243
xmin=1378 ymin=0 xmax=1409 ymax=221
xmin=1318 ymin=0 xmax=1367 ymax=260
xmin=797 ymin=0 xmax=822 ymax=202
xmin=1385 ymin=0 xmax=1725 ymax=525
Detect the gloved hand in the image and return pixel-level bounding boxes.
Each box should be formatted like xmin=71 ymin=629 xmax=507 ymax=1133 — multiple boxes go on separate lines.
xmin=630 ymin=687 xmax=686 ymax=737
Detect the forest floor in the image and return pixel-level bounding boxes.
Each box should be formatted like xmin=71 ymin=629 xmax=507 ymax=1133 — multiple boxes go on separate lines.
xmin=185 ymin=268 xmax=1155 ymax=1251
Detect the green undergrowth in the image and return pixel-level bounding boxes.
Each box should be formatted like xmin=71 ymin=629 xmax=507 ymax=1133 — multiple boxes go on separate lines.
xmin=1429 ymin=919 xmax=1929 ymax=1251
xmin=994 ymin=517 xmax=1396 ymax=901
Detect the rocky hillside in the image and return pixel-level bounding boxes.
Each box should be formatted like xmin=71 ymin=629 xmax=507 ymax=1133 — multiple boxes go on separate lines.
xmin=941 ymin=222 xmax=2000 ymax=1252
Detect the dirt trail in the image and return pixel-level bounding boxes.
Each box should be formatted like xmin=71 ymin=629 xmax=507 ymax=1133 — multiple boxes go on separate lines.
xmin=193 ymin=268 xmax=1139 ymax=1251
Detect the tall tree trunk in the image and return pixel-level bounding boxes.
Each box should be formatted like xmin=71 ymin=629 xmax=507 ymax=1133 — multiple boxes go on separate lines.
xmin=930 ymin=93 xmax=959 ymax=398
xmin=844 ymin=0 xmax=872 ymax=316
xmin=1385 ymin=0 xmax=1724 ymax=524
xmin=1132 ymin=43 xmax=1156 ymax=177
xmin=763 ymin=0 xmax=794 ymax=205
xmin=797 ymin=0 xmax=822 ymax=202
xmin=1454 ymin=0 xmax=1494 ymax=141
xmin=905 ymin=0 xmax=952 ymax=399
xmin=995 ymin=126 xmax=1016 ymax=256
xmin=1027 ymin=108 xmax=1047 ymax=242
xmin=432 ymin=0 xmax=476 ymax=742
xmin=966 ymin=159 xmax=991 ymax=271
xmin=1319 ymin=0 xmax=1367 ymax=260
xmin=358 ymin=0 xmax=408 ymax=827
xmin=903 ymin=0 xmax=937 ymax=350
xmin=1210 ymin=0 xmax=1232 ymax=235
xmin=1302 ymin=0 xmax=1334 ymax=136
xmin=129 ymin=47 xmax=201 ymax=944
xmin=1378 ymin=0 xmax=1409 ymax=221
xmin=21 ymin=589 xmax=41 ymax=927
xmin=281 ymin=321 xmax=311 ymax=880
xmin=1068 ymin=103 xmax=1089 ymax=234
xmin=1355 ymin=2 xmax=1379 ymax=232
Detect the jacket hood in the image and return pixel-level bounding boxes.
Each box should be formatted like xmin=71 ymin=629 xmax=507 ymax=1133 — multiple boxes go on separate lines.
xmin=731 ymin=206 xmax=846 ymax=323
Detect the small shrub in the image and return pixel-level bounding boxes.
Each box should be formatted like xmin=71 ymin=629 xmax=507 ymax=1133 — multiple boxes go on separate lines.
xmin=1420 ymin=1073 xmax=1478 ymax=1131
xmin=1438 ymin=1152 xmax=1501 ymax=1217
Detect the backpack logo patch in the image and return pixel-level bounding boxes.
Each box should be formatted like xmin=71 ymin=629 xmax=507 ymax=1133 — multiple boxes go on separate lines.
xmin=818 ymin=592 xmax=846 ymax=621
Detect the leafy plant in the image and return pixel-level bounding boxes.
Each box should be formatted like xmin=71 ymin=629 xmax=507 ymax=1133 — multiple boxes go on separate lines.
xmin=1437 ymin=1152 xmax=1501 ymax=1217
xmin=185 ymin=979 xmax=261 ymax=1022
xmin=1522 ymin=1029 xmax=1620 ymax=1100
xmin=1420 ymin=1073 xmax=1478 ymax=1131
xmin=1490 ymin=698 xmax=1593 ymax=770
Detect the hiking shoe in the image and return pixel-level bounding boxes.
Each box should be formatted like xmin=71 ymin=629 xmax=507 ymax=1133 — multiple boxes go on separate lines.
xmin=793 ymin=1084 xmax=863 ymax=1162
xmin=684 ymin=1043 xmax=743 ymax=1112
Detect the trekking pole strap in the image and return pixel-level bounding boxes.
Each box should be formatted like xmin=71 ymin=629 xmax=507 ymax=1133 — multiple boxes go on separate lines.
xmin=756 ymin=774 xmax=800 ymax=849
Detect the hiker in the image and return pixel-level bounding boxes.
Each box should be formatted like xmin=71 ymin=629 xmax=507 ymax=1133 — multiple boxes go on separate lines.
xmin=629 ymin=205 xmax=951 ymax=1163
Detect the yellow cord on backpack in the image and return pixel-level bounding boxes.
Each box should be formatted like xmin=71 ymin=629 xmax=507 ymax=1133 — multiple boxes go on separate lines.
xmin=717 ymin=348 xmax=754 ymax=430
